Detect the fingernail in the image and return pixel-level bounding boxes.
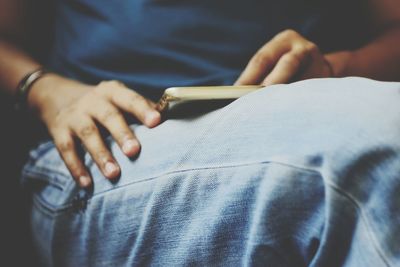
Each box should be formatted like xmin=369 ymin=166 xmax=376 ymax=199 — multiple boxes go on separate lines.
xmin=79 ymin=176 xmax=91 ymax=187
xmin=145 ymin=111 xmax=161 ymax=126
xmin=122 ymin=139 xmax=140 ymax=155
xmin=105 ymin=162 xmax=119 ymax=177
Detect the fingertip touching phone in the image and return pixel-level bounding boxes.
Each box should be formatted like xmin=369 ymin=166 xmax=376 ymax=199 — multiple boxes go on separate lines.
xmin=156 ymin=85 xmax=264 ymax=113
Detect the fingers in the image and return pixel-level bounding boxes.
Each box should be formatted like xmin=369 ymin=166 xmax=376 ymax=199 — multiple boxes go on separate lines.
xmin=48 ymin=80 xmax=161 ymax=188
xmin=100 ymin=81 xmax=161 ymax=128
xmin=235 ymin=29 xmax=329 ymax=86
xmin=53 ymin=132 xmax=92 ymax=187
xmin=55 ymin=117 xmax=121 ymax=187
xmin=95 ymin=81 xmax=161 ymax=158
xmin=73 ymin=117 xmax=120 ymax=180
xmin=261 ymin=49 xmax=308 ymax=86
xmin=235 ymin=30 xmax=293 ymax=85
xmin=91 ymin=103 xmax=141 ymax=157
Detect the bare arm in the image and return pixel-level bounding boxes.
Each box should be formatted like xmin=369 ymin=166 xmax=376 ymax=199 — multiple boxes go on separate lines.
xmin=327 ymin=0 xmax=400 ymax=80
xmin=0 ymin=0 xmax=41 ymax=95
xmin=236 ymin=0 xmax=400 ymax=85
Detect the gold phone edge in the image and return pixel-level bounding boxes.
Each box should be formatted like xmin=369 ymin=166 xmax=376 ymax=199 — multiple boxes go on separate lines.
xmin=156 ymin=94 xmax=180 ymax=112
xmin=156 ymin=85 xmax=264 ymax=112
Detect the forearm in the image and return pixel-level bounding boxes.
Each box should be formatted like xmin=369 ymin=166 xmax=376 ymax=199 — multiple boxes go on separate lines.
xmin=326 ymin=24 xmax=400 ymax=81
xmin=0 ymin=39 xmax=42 ymax=96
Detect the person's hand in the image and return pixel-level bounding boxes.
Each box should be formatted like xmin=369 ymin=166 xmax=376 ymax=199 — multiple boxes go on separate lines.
xmin=28 ymin=74 xmax=161 ymax=188
xmin=235 ymin=29 xmax=334 ymax=86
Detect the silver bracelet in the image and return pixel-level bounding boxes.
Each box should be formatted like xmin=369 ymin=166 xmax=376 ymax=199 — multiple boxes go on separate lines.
xmin=15 ymin=68 xmax=48 ymax=111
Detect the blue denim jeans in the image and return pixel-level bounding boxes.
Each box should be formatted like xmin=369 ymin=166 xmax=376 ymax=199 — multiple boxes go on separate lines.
xmin=22 ymin=78 xmax=400 ymax=266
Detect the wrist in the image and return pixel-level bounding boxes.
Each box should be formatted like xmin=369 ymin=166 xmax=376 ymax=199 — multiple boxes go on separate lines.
xmin=14 ymin=68 xmax=49 ymax=111
xmin=324 ymin=51 xmax=355 ymax=77
xmin=28 ymin=73 xmax=93 ymax=121
xmin=27 ymin=72 xmax=65 ymax=112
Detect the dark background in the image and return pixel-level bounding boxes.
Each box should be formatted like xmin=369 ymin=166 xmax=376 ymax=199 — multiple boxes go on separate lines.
xmin=0 ymin=94 xmax=38 ymax=265
xmin=0 ymin=0 xmax=53 ymax=265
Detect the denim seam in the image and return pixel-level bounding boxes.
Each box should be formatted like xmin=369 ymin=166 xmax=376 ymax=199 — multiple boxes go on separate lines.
xmin=22 ymin=168 xmax=70 ymax=189
xmin=23 ymin=165 xmax=70 ymax=180
xmin=31 ymin=160 xmax=321 ymax=215
xmin=90 ymin=160 xmax=321 ymax=199
xmin=32 ymin=194 xmax=73 ymax=217
xmin=325 ymin=179 xmax=391 ymax=267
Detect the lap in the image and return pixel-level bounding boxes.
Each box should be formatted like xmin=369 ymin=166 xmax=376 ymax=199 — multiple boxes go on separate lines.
xmin=22 ymin=77 xmax=400 ymax=266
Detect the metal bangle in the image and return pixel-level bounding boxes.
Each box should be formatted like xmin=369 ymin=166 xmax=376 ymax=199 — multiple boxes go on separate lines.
xmin=15 ymin=68 xmax=48 ymax=111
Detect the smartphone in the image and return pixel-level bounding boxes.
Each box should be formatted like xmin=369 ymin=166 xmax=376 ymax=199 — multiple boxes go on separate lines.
xmin=156 ymin=85 xmax=264 ymax=112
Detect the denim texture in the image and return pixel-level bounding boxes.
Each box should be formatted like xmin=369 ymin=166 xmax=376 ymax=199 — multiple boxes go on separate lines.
xmin=22 ymin=78 xmax=400 ymax=266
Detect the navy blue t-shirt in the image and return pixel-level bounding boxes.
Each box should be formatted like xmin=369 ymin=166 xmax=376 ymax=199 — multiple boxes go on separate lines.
xmin=47 ymin=0 xmax=370 ymax=100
